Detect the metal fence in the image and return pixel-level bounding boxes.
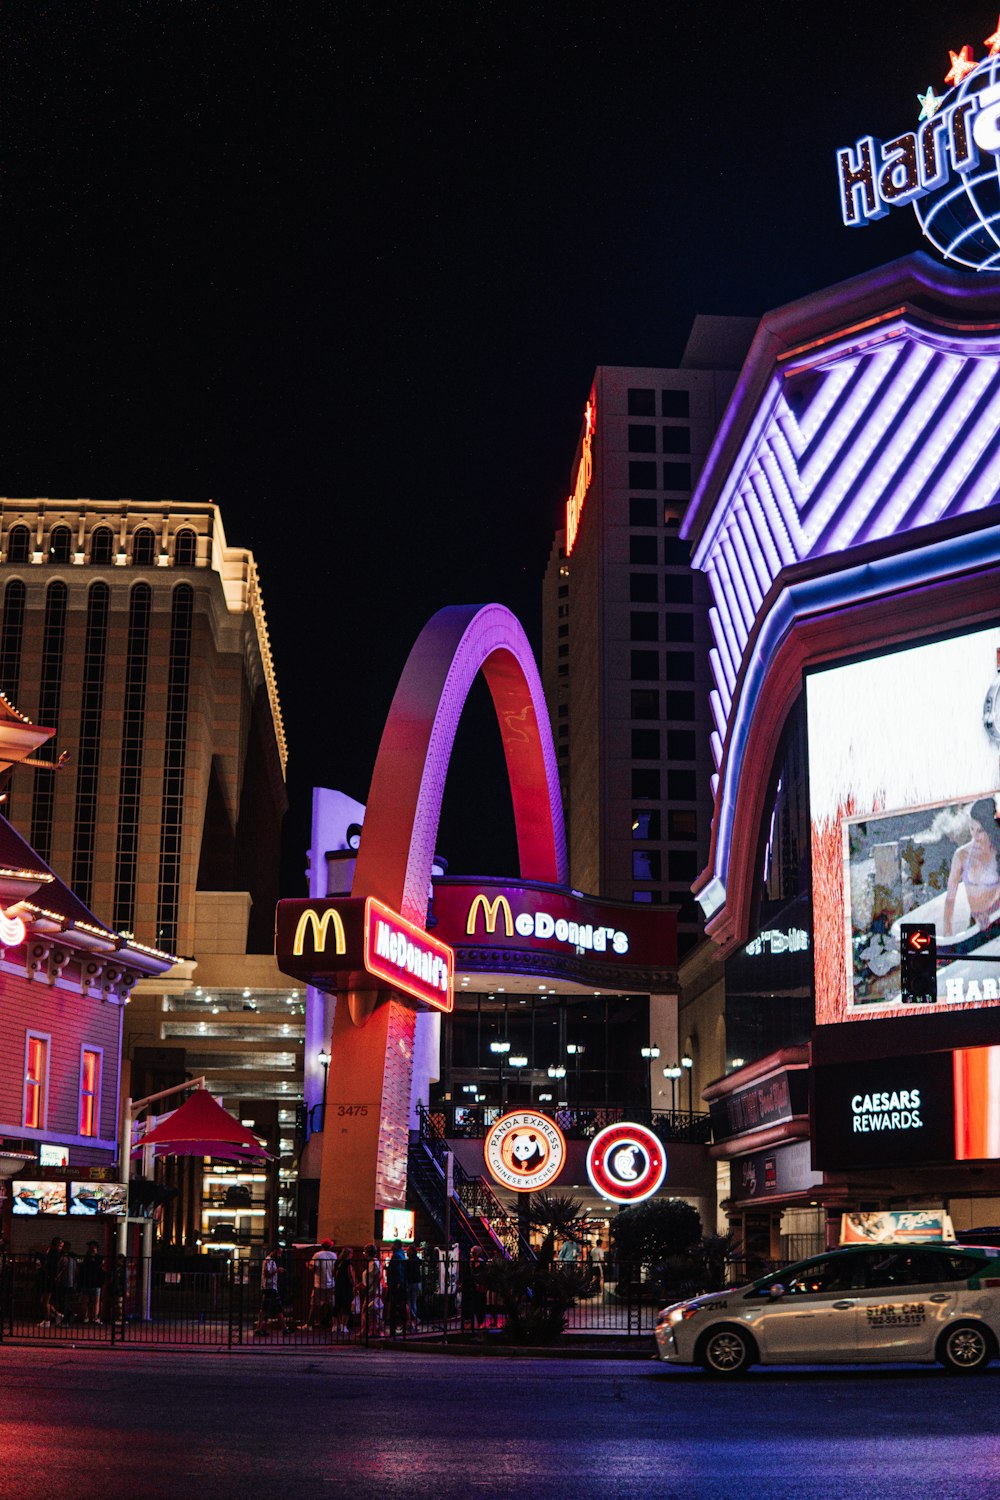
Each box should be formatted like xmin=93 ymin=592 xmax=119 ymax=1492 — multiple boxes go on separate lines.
xmin=0 ymin=1251 xmax=787 ymax=1346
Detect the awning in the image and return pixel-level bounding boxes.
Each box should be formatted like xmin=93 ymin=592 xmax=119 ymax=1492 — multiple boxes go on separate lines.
xmin=132 ymin=1087 xmax=273 ymax=1161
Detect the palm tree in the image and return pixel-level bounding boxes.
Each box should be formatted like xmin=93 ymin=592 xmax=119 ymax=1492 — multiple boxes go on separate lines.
xmin=528 ymin=1191 xmax=585 ymax=1265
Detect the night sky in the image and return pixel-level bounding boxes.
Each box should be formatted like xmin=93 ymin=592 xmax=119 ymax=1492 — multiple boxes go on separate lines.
xmin=4 ymin=2 xmax=993 ymax=891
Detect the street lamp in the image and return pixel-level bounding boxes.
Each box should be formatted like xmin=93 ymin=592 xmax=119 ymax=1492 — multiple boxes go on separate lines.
xmin=680 ymin=1054 xmax=694 ymax=1115
xmin=663 ymin=1064 xmax=682 ymax=1112
xmin=640 ymin=1044 xmax=660 ymax=1116
xmin=566 ymin=1042 xmax=586 ymax=1108
xmin=547 ymin=1064 xmax=566 ymax=1079
xmin=490 ymin=1039 xmax=511 ymax=1107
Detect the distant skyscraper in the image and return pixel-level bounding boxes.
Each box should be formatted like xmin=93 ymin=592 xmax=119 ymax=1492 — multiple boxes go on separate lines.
xmin=542 ymin=319 xmax=755 ymax=955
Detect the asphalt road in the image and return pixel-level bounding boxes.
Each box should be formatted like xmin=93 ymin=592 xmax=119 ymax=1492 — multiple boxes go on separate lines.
xmin=1 ymin=1345 xmax=999 ymax=1500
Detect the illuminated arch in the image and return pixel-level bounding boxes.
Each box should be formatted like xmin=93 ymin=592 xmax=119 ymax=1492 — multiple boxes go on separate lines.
xmin=351 ymin=603 xmax=567 ymax=925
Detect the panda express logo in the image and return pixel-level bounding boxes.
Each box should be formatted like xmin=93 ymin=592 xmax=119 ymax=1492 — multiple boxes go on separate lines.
xmin=586 ymin=1121 xmax=667 ymax=1204
xmin=483 ymin=1110 xmax=567 ymax=1193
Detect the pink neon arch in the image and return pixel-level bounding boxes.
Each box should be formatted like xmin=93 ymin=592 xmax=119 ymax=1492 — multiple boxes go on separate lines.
xmin=350 ymin=604 xmax=568 ymax=925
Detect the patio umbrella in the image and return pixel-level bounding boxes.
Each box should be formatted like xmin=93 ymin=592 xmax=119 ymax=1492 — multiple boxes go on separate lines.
xmin=132 ymin=1087 xmax=273 ymax=1161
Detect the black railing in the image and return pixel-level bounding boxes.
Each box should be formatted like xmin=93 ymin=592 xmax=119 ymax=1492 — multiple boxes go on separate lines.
xmin=422 ymin=1100 xmax=713 ymax=1145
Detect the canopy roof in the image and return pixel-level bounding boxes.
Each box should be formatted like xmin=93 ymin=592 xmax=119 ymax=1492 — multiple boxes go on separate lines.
xmin=134 ymin=1087 xmax=272 ymax=1161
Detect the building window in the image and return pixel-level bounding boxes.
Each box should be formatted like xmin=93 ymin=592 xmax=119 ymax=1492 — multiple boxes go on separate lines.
xmin=31 ymin=582 xmax=68 ymax=862
xmin=629 ymin=461 xmax=657 ymax=489
xmin=132 ymin=528 xmax=156 ymax=566
xmin=630 ymin=650 xmax=659 ymax=680
xmin=632 ymin=809 xmax=661 ymax=840
xmin=114 ymin=584 xmax=152 ymax=934
xmin=630 ymin=612 xmax=658 ymax=642
xmin=633 ymin=850 xmax=662 ymax=881
xmin=628 ymin=425 xmax=656 ymax=453
xmin=557 ymin=623 xmax=569 ymax=639
xmin=633 ymin=890 xmax=660 ymax=904
xmin=557 ymin=584 xmax=569 ymax=598
xmin=667 ymin=769 xmax=696 ymax=800
xmin=90 ymin=527 xmax=115 ymax=565
xmin=629 ymin=496 xmax=658 ymax=527
xmin=628 ymin=388 xmax=655 ymax=416
xmin=668 ymin=850 xmax=699 ymax=882
xmin=157 ymin=585 xmax=193 ymax=950
xmin=668 ymin=809 xmax=698 ymax=840
xmin=661 ymin=390 xmax=690 ymax=418
xmin=629 ymin=573 xmax=658 ymax=604
xmin=663 ymin=462 xmax=692 ymax=491
xmin=6 ymin=525 xmax=31 ymax=564
xmin=48 ymin=526 xmax=72 ymax=564
xmin=173 ymin=529 xmax=197 ymax=567
xmin=557 ymin=703 xmax=568 ymax=718
xmin=630 ymin=688 xmax=659 ymax=720
xmin=72 ymin=583 xmax=110 ymax=905
xmin=632 ymin=728 xmax=660 ymax=759
xmin=665 ymin=574 xmax=694 ymax=604
xmin=0 ymin=579 xmax=26 ymax=704
xmin=662 ymin=427 xmax=691 ymax=454
xmin=665 ymin=651 xmax=695 ymax=681
xmin=666 ymin=689 xmax=696 ymax=720
xmin=663 ymin=614 xmax=694 ymax=643
xmin=558 ymin=643 xmax=569 ymax=658
xmin=667 ymin=729 xmax=696 ymax=760
xmin=558 ymin=664 xmax=568 ymax=678
xmin=79 ymin=1047 xmax=103 ymax=1137
xmin=558 ymin=723 xmax=568 ymax=739
xmin=629 ymin=535 xmax=657 ymax=564
xmin=632 ymin=768 xmax=661 ymax=798
xmin=24 ymin=1032 xmax=49 ymax=1130
xmin=663 ymin=536 xmax=691 ymax=566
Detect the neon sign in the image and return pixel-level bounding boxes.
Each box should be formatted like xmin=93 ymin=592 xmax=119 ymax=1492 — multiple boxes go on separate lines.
xmin=586 ymin=1122 xmax=666 ymax=1204
xmin=363 ymin=896 xmax=454 ymax=1014
xmin=483 ymin=1110 xmax=567 ymax=1193
xmin=464 ymin=891 xmax=629 ymax=954
xmin=292 ymin=907 xmax=346 ymax=957
xmin=835 ymin=31 xmax=1000 ymax=268
xmin=565 ymin=395 xmax=596 ymax=555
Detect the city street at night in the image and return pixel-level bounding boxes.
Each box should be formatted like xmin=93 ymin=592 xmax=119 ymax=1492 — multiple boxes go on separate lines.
xmin=0 ymin=1345 xmax=998 ymax=1500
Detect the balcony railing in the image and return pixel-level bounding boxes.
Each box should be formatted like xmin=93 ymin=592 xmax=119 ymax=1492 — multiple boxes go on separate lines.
xmin=421 ymin=1101 xmax=712 ymax=1145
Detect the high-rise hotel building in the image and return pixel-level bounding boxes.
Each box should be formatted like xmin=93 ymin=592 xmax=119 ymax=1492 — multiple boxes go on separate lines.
xmin=542 ymin=319 xmax=755 ymax=957
xmin=0 ymin=499 xmax=298 ymax=1250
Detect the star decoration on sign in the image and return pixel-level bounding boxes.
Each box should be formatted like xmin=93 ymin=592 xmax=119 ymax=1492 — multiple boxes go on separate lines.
xmin=945 ymin=44 xmax=977 ymax=86
xmin=918 ymin=86 xmax=943 ymax=120
xmin=986 ymin=17 xmax=1000 ymax=54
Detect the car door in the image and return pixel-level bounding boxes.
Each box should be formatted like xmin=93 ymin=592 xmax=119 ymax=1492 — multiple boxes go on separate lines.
xmin=749 ymin=1253 xmax=865 ymax=1363
xmin=851 ymin=1248 xmax=956 ymax=1360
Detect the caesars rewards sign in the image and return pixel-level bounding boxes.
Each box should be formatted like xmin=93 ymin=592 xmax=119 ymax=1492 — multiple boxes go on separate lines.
xmin=483 ymin=1110 xmax=567 ymax=1193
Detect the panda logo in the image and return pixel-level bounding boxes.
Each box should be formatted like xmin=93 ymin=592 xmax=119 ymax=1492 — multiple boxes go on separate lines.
xmin=509 ymin=1131 xmax=546 ymax=1173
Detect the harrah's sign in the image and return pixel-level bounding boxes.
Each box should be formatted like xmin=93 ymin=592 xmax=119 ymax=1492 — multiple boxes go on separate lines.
xmin=565 ymin=394 xmax=595 ymax=555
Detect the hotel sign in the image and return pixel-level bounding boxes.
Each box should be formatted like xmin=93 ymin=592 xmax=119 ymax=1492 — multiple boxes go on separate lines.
xmin=276 ymin=895 xmax=454 ymax=1013
xmin=565 ymin=394 xmax=596 ymax=555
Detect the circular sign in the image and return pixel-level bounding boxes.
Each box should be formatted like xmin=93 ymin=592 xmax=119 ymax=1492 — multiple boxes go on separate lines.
xmin=586 ymin=1122 xmax=666 ymax=1204
xmin=483 ymin=1110 xmax=567 ymax=1193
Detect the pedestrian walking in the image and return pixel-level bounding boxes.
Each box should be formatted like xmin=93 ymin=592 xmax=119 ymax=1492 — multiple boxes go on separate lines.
xmin=333 ymin=1246 xmax=355 ymax=1335
xmin=386 ymin=1240 xmax=407 ymax=1338
xmin=39 ymin=1236 xmax=63 ymax=1325
xmin=78 ymin=1240 xmax=105 ymax=1324
xmin=405 ymin=1243 xmax=422 ymax=1325
xmin=307 ymin=1239 xmax=337 ymax=1329
xmin=460 ymin=1246 xmax=488 ymax=1331
xmin=255 ymin=1248 xmax=286 ymax=1335
xmin=362 ymin=1243 xmax=383 ymax=1335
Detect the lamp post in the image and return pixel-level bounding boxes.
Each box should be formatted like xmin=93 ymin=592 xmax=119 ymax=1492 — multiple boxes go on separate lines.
xmin=640 ymin=1044 xmax=660 ymax=1117
xmin=490 ymin=1039 xmax=511 ymax=1108
xmin=509 ymin=1055 xmax=528 ymax=1108
xmin=566 ymin=1042 xmax=586 ymax=1111
xmin=546 ymin=1064 xmax=566 ymax=1108
xmin=663 ymin=1065 xmax=682 ymax=1113
xmin=680 ymin=1054 xmax=694 ymax=1116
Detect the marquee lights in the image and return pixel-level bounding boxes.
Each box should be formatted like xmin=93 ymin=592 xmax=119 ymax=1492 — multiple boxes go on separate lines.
xmin=988 ymin=17 xmax=1000 ymax=55
xmin=945 ymin=45 xmax=977 ymax=87
xmin=565 ymin=395 xmax=596 ymax=556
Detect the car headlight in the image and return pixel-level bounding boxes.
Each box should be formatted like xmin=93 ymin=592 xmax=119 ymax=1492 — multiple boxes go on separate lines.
xmin=656 ymin=1305 xmax=696 ymax=1328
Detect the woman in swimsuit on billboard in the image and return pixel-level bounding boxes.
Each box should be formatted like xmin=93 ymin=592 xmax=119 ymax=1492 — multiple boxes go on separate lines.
xmin=943 ymin=797 xmax=1000 ymax=949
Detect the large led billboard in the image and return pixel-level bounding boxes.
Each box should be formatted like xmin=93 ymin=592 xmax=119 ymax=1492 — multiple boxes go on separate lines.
xmin=807 ymin=625 xmax=1000 ymax=1024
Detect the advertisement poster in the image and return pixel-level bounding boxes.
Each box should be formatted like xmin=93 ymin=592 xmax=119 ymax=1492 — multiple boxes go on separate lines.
xmin=806 ymin=625 xmax=1000 ymax=1023
xmin=11 ymin=1181 xmax=68 ymax=1216
xmin=69 ymin=1181 xmax=128 ymax=1216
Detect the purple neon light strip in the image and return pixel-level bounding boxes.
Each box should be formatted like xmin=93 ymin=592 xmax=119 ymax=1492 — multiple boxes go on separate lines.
xmin=758 ymin=441 xmax=806 ymax=555
xmin=799 ymin=349 xmax=901 ymax=542
xmin=748 ymin=466 xmax=797 ymax=568
xmin=727 ymin=524 xmax=766 ymax=620
xmin=718 ymin=537 xmax=757 ymax=640
xmin=799 ymin=349 xmax=896 ymax=495
xmin=903 ymin=370 xmax=1000 ymax=531
xmin=791 ymin=359 xmax=857 ymax=448
xmin=741 ymin=477 xmax=786 ymax=579
xmin=733 ymin=499 xmax=775 ymax=600
xmin=706 ymin=596 xmax=738 ymax=703
xmin=951 ymin=422 xmax=1000 ymax=517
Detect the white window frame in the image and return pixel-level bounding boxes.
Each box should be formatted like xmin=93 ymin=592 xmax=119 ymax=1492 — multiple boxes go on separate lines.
xmin=78 ymin=1044 xmax=104 ymax=1138
xmin=23 ymin=1030 xmax=51 ymax=1131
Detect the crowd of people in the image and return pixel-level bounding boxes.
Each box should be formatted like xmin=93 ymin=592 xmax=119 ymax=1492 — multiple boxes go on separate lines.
xmin=30 ymin=1236 xmax=112 ymax=1326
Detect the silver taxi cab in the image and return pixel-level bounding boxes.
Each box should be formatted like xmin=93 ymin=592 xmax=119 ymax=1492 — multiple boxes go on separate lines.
xmin=655 ymin=1243 xmax=1000 ymax=1375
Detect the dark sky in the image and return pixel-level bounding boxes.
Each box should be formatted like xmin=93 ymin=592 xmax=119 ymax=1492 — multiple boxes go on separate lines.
xmin=3 ymin=2 xmax=993 ymax=891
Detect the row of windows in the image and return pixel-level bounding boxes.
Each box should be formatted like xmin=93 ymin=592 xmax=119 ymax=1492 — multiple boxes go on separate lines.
xmin=633 ymin=849 xmax=699 ymax=883
xmin=24 ymin=1033 xmax=103 ymax=1138
xmin=633 ymin=768 xmax=697 ymax=800
xmin=631 ymin=687 xmax=696 ymax=719
xmin=156 ymin=586 xmax=194 ymax=951
xmin=628 ymin=388 xmax=690 ymax=418
xmin=71 ymin=584 xmax=110 ymax=904
xmin=628 ymin=499 xmax=693 ymax=544
xmin=630 ymin=611 xmax=694 ymax=643
xmin=631 ymin=649 xmax=695 ymax=682
xmin=628 ymin=425 xmax=691 ymax=455
xmin=31 ymin=582 xmax=68 ymax=861
xmin=633 ymin=808 xmax=698 ymax=841
xmin=629 ymin=461 xmax=692 ymax=491
xmin=632 ymin=727 xmax=697 ymax=761
xmin=628 ymin=535 xmax=691 ymax=566
xmin=5 ymin=525 xmax=198 ymax=567
xmin=629 ymin=572 xmax=693 ymax=604
xmin=113 ymin=585 xmax=152 ymax=933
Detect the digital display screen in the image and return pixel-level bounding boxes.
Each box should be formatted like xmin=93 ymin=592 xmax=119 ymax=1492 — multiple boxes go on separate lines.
xmin=379 ymin=1208 xmax=415 ymax=1243
xmin=69 ymin=1181 xmax=128 ymax=1216
xmin=806 ymin=625 xmax=1000 ymax=1024
xmin=11 ymin=1181 xmax=68 ymax=1216
xmin=814 ymin=1045 xmax=1000 ymax=1169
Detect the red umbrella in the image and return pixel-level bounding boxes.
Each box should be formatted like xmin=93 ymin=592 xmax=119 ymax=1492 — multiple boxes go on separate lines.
xmin=132 ymin=1087 xmax=273 ymax=1160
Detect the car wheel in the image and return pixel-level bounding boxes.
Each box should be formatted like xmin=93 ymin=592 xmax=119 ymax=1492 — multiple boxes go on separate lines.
xmin=699 ymin=1325 xmax=754 ymax=1376
xmin=937 ymin=1321 xmax=995 ymax=1374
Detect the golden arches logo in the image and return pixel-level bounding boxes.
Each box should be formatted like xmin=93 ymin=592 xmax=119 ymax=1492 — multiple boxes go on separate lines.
xmin=292 ymin=907 xmax=346 ymax=957
xmin=465 ymin=893 xmax=514 ymax=938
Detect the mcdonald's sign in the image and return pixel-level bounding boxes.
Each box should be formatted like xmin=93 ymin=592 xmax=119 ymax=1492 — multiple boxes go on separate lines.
xmin=292 ymin=907 xmax=347 ymax=957
xmin=466 ymin=893 xmax=514 ymax=938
